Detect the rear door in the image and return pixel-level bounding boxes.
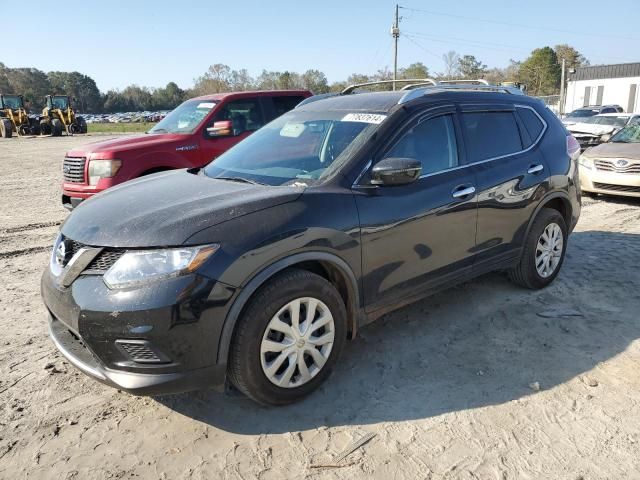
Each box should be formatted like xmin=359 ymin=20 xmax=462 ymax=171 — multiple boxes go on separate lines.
xmin=355 ymin=106 xmax=478 ymax=316
xmin=461 ymin=104 xmax=549 ymax=271
xmin=199 ymin=97 xmax=266 ymax=163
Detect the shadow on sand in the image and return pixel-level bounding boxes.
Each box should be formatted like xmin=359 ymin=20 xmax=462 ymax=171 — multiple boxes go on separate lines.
xmin=157 ymin=228 xmax=640 ymax=434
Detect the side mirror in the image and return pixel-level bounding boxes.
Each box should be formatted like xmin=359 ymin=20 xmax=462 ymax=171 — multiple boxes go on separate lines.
xmin=371 ymin=157 xmax=422 ymax=186
xmin=206 ymin=120 xmax=233 ymax=138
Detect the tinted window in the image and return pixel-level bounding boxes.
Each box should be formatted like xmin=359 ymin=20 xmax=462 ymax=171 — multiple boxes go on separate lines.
xmin=214 ymin=99 xmax=263 ymax=135
xmin=386 ymin=115 xmax=458 ymax=175
xmin=272 ymin=96 xmax=306 ymax=117
xmin=517 ymin=107 xmax=544 ymax=145
xmin=461 ymin=111 xmax=522 ymax=163
xmin=600 ymin=107 xmax=617 ymax=114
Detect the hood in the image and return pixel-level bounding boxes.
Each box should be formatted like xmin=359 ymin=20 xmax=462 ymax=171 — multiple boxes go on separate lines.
xmin=61 ymin=170 xmax=304 ymax=247
xmin=568 ymin=122 xmax=616 ymax=137
xmin=583 ymin=141 xmax=640 ymax=159
xmin=66 ymin=133 xmax=187 ymax=157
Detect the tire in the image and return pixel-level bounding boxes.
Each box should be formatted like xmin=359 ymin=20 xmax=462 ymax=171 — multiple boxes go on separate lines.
xmin=77 ymin=116 xmax=87 ymax=134
xmin=229 ymin=268 xmax=347 ymax=405
xmin=51 ymin=119 xmax=63 ymax=136
xmin=0 ymin=119 xmax=12 ymax=138
xmin=40 ymin=121 xmax=51 ymax=135
xmin=18 ymin=124 xmax=30 ymax=136
xmin=509 ymin=208 xmax=567 ymax=289
xmin=30 ymin=123 xmax=41 ymax=135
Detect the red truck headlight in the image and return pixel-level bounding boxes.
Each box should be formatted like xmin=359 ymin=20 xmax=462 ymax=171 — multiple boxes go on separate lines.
xmin=88 ymin=159 xmax=122 ymax=185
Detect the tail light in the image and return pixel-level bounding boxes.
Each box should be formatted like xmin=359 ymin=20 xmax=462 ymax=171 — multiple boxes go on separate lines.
xmin=567 ymin=134 xmax=581 ymax=158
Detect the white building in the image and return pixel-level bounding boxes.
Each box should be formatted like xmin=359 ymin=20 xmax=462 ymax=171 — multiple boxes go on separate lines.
xmin=565 ymin=62 xmax=640 ymax=113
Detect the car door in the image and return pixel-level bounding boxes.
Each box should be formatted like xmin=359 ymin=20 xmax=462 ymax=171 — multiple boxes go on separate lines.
xmin=354 ymin=106 xmax=478 ymax=317
xmin=460 ymin=104 xmax=549 ymax=271
xmin=199 ymin=97 xmax=266 ymax=163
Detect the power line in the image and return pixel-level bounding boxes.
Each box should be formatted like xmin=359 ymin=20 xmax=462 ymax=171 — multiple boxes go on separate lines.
xmin=398 ymin=6 xmax=639 ymax=41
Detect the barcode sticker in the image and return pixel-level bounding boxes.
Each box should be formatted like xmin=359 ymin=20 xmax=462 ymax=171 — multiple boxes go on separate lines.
xmin=342 ymin=113 xmax=387 ymax=124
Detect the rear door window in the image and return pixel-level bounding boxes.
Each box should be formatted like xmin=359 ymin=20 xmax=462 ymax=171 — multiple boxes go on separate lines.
xmin=271 ymin=96 xmax=306 ymax=118
xmin=516 ymin=107 xmax=545 ymax=145
xmin=461 ymin=111 xmax=523 ymax=163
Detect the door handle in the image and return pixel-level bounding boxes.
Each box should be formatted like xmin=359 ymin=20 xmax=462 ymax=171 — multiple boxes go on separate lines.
xmin=527 ymin=164 xmax=544 ymax=174
xmin=452 ymin=185 xmax=476 ymax=198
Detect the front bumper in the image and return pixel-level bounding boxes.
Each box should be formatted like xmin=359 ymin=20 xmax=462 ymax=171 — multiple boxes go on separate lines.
xmin=41 ymin=265 xmax=237 ymax=395
xmin=48 ymin=314 xmax=225 ymax=395
xmin=580 ymin=164 xmax=640 ymax=197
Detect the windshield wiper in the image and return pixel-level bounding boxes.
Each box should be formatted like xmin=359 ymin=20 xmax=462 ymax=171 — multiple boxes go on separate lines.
xmin=150 ymin=128 xmax=168 ymax=133
xmin=215 ymin=176 xmax=267 ymax=186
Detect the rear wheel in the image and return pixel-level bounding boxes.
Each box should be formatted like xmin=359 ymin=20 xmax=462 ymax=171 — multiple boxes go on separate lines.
xmin=229 ymin=269 xmax=347 ymax=405
xmin=509 ymin=208 xmax=567 ymax=289
xmin=0 ymin=119 xmax=12 ymax=138
xmin=77 ymin=116 xmax=87 ymax=134
xmin=40 ymin=121 xmax=51 ymax=135
xmin=18 ymin=124 xmax=30 ymax=136
xmin=51 ymin=119 xmax=63 ymax=136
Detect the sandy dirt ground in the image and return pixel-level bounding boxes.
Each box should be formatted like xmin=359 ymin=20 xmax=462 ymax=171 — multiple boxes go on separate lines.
xmin=1 ymin=136 xmax=640 ymax=480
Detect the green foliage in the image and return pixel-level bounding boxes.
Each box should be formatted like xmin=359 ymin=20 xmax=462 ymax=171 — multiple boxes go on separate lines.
xmin=554 ymin=44 xmax=589 ymax=70
xmin=1 ymin=44 xmax=586 ymax=113
xmin=457 ymin=55 xmax=487 ymax=79
xmin=518 ymin=47 xmax=561 ymax=96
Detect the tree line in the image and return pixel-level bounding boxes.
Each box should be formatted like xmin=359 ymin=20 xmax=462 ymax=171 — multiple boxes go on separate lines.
xmin=0 ymin=44 xmax=588 ymax=113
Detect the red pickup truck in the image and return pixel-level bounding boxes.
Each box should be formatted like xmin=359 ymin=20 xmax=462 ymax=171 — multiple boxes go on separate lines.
xmin=62 ymin=90 xmax=311 ymax=209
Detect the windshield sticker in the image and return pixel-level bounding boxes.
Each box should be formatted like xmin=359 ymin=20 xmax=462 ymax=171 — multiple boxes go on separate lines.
xmin=342 ymin=113 xmax=387 ymax=124
xmin=280 ymin=122 xmax=306 ymax=138
xmin=197 ymin=102 xmax=216 ymax=110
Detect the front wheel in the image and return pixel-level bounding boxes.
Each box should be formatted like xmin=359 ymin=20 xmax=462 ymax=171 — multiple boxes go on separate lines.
xmin=0 ymin=119 xmax=12 ymax=138
xmin=509 ymin=208 xmax=567 ymax=289
xmin=228 ymin=269 xmax=347 ymax=405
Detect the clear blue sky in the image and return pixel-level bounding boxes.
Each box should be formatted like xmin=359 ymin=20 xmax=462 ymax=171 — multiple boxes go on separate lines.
xmin=5 ymin=0 xmax=639 ymax=92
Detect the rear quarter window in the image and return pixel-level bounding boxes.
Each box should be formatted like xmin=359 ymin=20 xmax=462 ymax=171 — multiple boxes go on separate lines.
xmin=272 ymin=96 xmax=306 ymax=117
xmin=517 ymin=107 xmax=545 ymax=145
xmin=461 ymin=111 xmax=523 ymax=163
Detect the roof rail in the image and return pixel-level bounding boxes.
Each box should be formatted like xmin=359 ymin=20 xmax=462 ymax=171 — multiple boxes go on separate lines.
xmin=341 ymin=78 xmax=438 ymax=95
xmin=439 ymin=79 xmax=490 ymax=85
xmin=398 ymin=84 xmax=526 ymax=105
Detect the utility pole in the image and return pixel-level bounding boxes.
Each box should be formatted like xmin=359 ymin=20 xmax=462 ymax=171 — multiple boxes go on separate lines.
xmin=391 ymin=4 xmax=400 ymax=90
xmin=559 ymin=58 xmax=566 ymax=117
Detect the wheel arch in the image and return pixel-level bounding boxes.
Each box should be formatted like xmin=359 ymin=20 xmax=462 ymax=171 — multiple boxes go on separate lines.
xmin=216 ymin=252 xmax=362 ymax=365
xmin=524 ymin=191 xmax=573 ymax=242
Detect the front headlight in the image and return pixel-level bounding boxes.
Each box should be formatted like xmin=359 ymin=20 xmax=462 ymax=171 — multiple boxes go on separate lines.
xmin=103 ymin=245 xmax=219 ymax=289
xmin=600 ymin=134 xmax=611 ymax=143
xmin=89 ymin=159 xmax=122 ymax=185
xmin=578 ymin=155 xmax=593 ymax=169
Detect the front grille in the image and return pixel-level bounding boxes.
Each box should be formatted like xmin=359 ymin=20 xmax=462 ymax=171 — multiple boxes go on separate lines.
xmin=63 ymin=157 xmax=86 ymax=183
xmin=594 ymin=159 xmax=640 ymax=174
xmin=116 ymin=340 xmax=168 ymax=364
xmin=61 ymin=236 xmax=124 ymax=273
xmin=85 ymin=250 xmax=124 ymax=272
xmin=593 ymin=182 xmax=640 ymax=193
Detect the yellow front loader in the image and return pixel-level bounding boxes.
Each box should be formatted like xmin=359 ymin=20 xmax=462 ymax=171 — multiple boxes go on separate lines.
xmin=0 ymin=94 xmax=39 ymax=138
xmin=39 ymin=95 xmax=87 ymax=136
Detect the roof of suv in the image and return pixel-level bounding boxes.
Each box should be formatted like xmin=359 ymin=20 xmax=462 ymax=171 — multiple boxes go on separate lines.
xmin=191 ymin=90 xmax=311 ymax=102
xmin=297 ymin=89 xmax=541 ymax=113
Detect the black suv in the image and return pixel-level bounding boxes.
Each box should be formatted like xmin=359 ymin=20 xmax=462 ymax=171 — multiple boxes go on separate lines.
xmin=42 ymin=84 xmax=581 ymax=405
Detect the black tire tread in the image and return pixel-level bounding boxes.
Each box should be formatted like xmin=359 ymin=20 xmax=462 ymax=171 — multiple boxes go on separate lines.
xmin=509 ymin=208 xmax=567 ymax=289
xmin=228 ymin=268 xmax=346 ymax=405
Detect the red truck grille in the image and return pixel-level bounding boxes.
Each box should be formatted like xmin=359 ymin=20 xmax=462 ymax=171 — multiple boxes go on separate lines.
xmin=63 ymin=157 xmax=86 ymax=183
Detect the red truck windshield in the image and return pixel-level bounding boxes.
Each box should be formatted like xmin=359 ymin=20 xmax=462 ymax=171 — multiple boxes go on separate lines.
xmin=148 ymin=99 xmax=217 ymax=135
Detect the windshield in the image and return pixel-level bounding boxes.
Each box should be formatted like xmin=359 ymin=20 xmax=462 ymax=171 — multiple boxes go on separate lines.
xmin=203 ymin=110 xmax=384 ymax=186
xmin=2 ymin=96 xmax=23 ymax=109
xmin=148 ymin=99 xmax=216 ymax=134
xmin=583 ymin=116 xmax=628 ymax=127
xmin=610 ymin=124 xmax=640 ymax=143
xmin=567 ymin=109 xmax=598 ymax=118
xmin=51 ymin=96 xmax=68 ymax=109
